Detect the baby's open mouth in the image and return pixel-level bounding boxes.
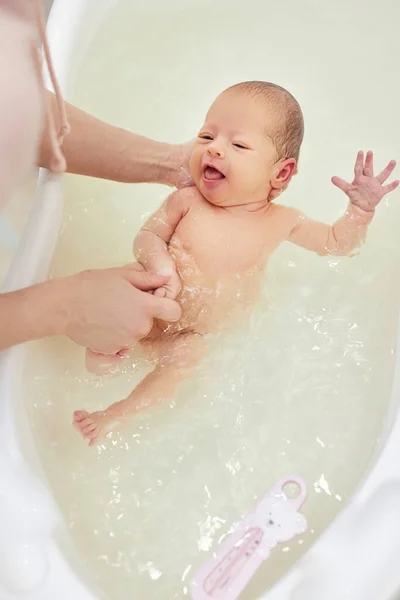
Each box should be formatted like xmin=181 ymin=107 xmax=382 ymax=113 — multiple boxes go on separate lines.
xmin=203 ymin=165 xmax=225 ymax=181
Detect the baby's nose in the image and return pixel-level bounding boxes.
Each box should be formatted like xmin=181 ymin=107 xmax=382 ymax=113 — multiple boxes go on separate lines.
xmin=207 ymin=144 xmax=224 ymax=158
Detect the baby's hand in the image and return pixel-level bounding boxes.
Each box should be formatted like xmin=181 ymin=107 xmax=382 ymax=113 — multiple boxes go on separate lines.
xmin=332 ymin=151 xmax=399 ymax=212
xmin=153 ymin=269 xmax=181 ymax=299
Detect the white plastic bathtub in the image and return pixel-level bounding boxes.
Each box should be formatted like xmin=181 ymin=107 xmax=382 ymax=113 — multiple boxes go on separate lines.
xmin=1 ymin=1 xmax=400 ymax=599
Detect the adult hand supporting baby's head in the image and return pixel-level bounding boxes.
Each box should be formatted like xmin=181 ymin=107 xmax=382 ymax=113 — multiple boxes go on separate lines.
xmin=62 ymin=263 xmax=181 ymax=354
xmin=166 ymin=140 xmax=195 ymax=189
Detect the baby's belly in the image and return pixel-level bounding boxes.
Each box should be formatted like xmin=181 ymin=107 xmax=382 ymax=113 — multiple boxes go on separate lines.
xmin=155 ymin=251 xmax=264 ymax=338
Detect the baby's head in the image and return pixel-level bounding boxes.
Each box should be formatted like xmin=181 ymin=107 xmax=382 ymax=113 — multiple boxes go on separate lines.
xmin=190 ymin=81 xmax=304 ymax=208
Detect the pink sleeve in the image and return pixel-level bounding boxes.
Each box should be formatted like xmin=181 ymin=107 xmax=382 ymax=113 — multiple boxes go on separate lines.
xmin=287 ymin=203 xmax=374 ymax=256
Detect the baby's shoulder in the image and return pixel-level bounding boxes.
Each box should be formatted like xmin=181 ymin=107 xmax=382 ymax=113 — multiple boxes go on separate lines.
xmin=168 ymin=186 xmax=204 ymax=210
xmin=268 ymin=202 xmax=300 ymax=223
xmin=266 ymin=203 xmax=304 ymax=238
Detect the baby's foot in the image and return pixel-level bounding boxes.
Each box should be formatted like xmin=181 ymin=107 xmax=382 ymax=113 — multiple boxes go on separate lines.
xmin=73 ymin=410 xmax=115 ymax=446
xmin=85 ymin=349 xmax=127 ymax=375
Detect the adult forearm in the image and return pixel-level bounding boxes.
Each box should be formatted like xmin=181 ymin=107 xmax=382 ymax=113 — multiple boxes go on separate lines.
xmin=38 ymin=91 xmax=182 ymax=185
xmin=0 ymin=266 xmax=181 ymax=353
xmin=0 ymin=279 xmax=66 ymax=350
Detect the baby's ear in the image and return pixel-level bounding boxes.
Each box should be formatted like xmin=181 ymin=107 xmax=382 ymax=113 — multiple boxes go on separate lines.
xmin=268 ymin=159 xmax=297 ymax=201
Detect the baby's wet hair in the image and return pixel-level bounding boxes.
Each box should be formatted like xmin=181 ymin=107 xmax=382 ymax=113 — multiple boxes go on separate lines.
xmin=227 ymin=81 xmax=304 ymax=163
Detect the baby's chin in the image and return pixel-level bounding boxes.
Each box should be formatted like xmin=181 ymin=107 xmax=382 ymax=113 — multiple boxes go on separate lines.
xmin=197 ymin=186 xmax=229 ymax=206
xmin=197 ymin=185 xmax=270 ymax=210
xmin=192 ymin=176 xmax=228 ymax=205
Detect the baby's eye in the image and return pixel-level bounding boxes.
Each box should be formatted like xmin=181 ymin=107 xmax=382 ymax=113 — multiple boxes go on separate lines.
xmin=199 ymin=134 xmax=213 ymax=141
xmin=233 ymin=142 xmax=249 ymax=149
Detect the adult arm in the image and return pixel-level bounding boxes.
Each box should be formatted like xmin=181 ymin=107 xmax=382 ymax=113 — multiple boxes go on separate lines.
xmin=38 ymin=91 xmax=191 ymax=187
xmin=0 ymin=265 xmax=181 ymax=352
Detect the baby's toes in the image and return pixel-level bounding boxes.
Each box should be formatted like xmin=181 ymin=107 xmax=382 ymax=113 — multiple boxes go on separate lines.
xmin=88 ymin=428 xmax=101 ymax=447
xmin=75 ymin=416 xmax=92 ymax=432
xmin=82 ymin=422 xmax=97 ymax=438
xmin=73 ymin=410 xmax=89 ymax=424
xmin=73 ymin=412 xmax=95 ymax=436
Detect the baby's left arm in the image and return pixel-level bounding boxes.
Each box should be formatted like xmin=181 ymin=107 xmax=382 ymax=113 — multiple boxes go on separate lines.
xmin=288 ymin=151 xmax=398 ymax=256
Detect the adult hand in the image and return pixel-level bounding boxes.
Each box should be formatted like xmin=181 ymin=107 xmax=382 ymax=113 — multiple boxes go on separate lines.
xmin=63 ymin=263 xmax=181 ymax=353
xmin=169 ymin=140 xmax=195 ymax=189
xmin=153 ymin=267 xmax=182 ymax=299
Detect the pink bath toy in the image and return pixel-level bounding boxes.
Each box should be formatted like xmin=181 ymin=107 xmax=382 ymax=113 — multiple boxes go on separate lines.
xmin=191 ymin=476 xmax=308 ymax=600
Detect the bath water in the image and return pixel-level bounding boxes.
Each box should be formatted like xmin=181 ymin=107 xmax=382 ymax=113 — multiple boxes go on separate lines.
xmin=23 ymin=1 xmax=400 ymax=598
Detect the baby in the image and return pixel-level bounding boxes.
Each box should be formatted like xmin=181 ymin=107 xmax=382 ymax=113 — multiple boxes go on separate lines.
xmin=73 ymin=81 xmax=398 ymax=446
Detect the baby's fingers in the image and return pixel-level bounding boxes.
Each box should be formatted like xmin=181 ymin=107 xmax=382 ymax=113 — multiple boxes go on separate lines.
xmin=382 ymin=180 xmax=400 ymax=196
xmin=363 ymin=150 xmax=374 ymax=177
xmin=376 ymin=160 xmax=397 ymax=184
xmin=354 ymin=150 xmax=364 ymax=177
xmin=331 ymin=176 xmax=350 ymax=193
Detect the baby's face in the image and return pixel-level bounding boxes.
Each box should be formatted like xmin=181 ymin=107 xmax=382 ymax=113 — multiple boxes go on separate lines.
xmin=190 ymin=90 xmax=281 ymax=207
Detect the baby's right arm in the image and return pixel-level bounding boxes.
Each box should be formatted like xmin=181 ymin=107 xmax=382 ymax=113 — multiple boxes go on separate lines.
xmin=134 ymin=188 xmax=191 ymax=298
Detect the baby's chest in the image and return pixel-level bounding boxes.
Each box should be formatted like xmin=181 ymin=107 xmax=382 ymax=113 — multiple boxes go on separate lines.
xmin=171 ymin=210 xmax=283 ymax=276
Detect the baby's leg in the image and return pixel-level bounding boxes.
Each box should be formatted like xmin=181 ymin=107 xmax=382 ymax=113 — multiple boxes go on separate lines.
xmin=74 ymin=333 xmax=205 ymax=446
